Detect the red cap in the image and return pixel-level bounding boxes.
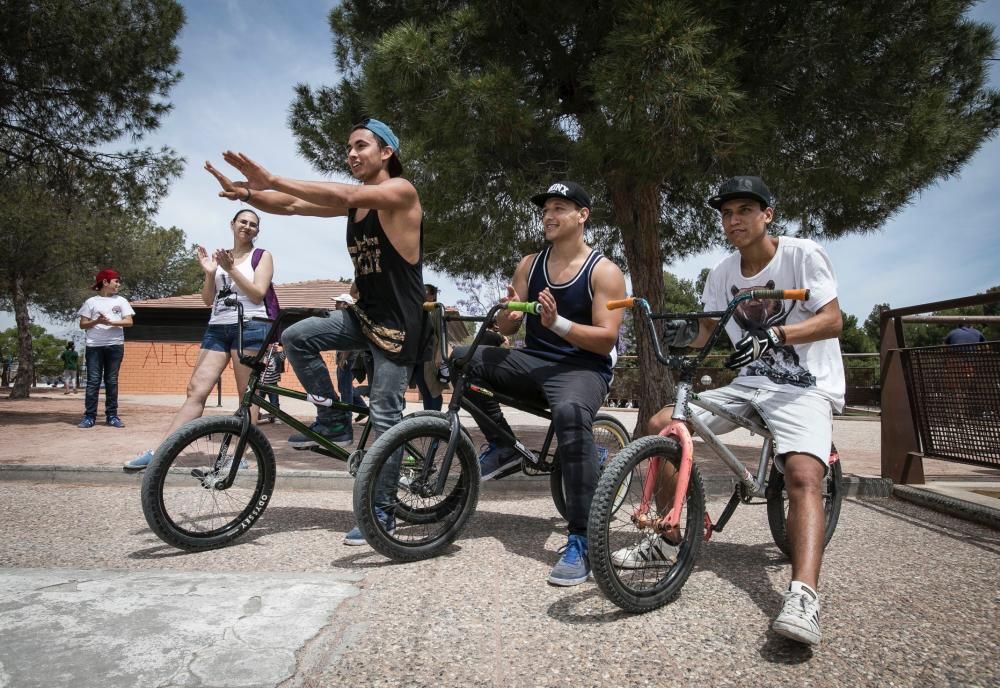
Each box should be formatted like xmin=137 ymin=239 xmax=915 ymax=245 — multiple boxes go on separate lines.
xmin=92 ymin=269 xmax=120 ymax=291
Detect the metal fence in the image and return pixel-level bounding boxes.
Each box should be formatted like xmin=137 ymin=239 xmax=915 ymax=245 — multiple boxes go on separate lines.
xmin=903 ymin=341 xmax=1000 ymax=468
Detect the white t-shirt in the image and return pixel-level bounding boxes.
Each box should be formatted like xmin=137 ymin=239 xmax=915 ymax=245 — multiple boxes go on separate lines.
xmin=208 ymin=255 xmax=268 ymax=326
xmin=78 ymin=295 xmax=136 ymax=347
xmin=702 ymin=236 xmax=845 ymax=411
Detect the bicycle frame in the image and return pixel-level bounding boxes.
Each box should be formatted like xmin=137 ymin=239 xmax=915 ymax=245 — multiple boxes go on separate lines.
xmin=609 ymin=289 xmax=810 ymax=540
xmin=209 ymin=298 xmax=373 ymax=487
xmin=408 ymin=301 xmax=564 ymax=495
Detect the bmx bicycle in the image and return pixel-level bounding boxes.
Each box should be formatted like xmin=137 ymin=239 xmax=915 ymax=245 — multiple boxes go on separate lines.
xmin=587 ymin=289 xmax=844 ymax=613
xmin=351 ymin=300 xmax=631 ymax=562
xmin=140 ymin=298 xmax=438 ymax=551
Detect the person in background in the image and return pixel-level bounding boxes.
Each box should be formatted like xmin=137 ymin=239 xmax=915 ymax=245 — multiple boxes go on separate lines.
xmin=944 ymin=325 xmax=986 ymax=347
xmin=413 ymin=283 xmax=443 ymax=410
xmin=260 ymin=342 xmax=286 ymax=423
xmin=77 ymin=269 xmax=134 ymax=428
xmin=123 ymin=209 xmax=274 ymax=470
xmin=60 ymin=341 xmax=79 ymax=395
xmin=333 ymin=293 xmax=369 ymax=420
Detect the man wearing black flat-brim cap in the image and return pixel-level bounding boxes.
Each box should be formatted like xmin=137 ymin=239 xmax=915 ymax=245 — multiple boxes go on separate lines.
xmin=530 ymin=181 xmax=592 ymax=210
xmin=451 ymin=179 xmax=627 ymax=587
xmin=707 ymin=175 xmax=772 ymax=210
xmin=644 ymin=173 xmax=846 ymax=647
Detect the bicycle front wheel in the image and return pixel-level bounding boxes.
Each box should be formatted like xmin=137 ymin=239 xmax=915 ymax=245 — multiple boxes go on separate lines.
xmin=766 ymin=455 xmax=844 ymax=558
xmin=353 ymin=415 xmax=480 ymax=561
xmin=140 ymin=416 xmax=276 ymax=551
xmin=588 ymin=435 xmax=705 ymax=613
xmin=550 ymin=413 xmax=631 ymax=520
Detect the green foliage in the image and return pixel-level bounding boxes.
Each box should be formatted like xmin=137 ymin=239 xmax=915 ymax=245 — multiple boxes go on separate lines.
xmin=290 ymin=1 xmax=998 ymax=422
xmin=0 ymin=325 xmax=64 ymax=377
xmin=0 ymin=0 xmax=185 ymax=208
xmin=840 ymin=310 xmax=876 ymax=353
xmin=863 ymin=302 xmax=891 ymax=344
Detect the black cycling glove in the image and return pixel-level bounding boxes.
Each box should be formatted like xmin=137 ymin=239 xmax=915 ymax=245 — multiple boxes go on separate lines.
xmin=725 ymin=327 xmax=783 ymax=369
xmin=663 ymin=319 xmax=698 ymax=349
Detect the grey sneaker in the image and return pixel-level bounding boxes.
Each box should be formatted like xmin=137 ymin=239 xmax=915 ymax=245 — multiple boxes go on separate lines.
xmin=547 ymin=534 xmax=590 ymax=586
xmin=611 ymin=534 xmax=678 ymax=569
xmin=288 ymin=419 xmax=353 ymax=448
xmin=772 ymin=582 xmax=821 ymax=646
xmin=123 ymin=449 xmax=153 ymax=472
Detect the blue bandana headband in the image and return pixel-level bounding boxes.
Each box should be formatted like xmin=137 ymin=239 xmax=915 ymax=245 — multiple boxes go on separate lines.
xmin=363 ymin=119 xmax=400 ymax=156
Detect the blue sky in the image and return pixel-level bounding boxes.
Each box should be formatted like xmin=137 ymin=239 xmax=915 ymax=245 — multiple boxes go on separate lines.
xmin=3 ymin=0 xmax=998 ymax=337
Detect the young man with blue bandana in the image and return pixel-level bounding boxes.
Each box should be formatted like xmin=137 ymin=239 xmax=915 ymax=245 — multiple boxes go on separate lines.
xmin=206 ymin=118 xmax=425 ymax=546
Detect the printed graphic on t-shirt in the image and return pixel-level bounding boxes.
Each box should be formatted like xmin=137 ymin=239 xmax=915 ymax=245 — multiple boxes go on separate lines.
xmin=731 ymin=281 xmax=816 ymax=388
xmin=349 ymin=235 xmax=382 ymax=276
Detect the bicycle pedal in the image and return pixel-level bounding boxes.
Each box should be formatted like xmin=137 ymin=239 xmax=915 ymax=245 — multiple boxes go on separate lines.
xmin=512 ymin=440 xmax=537 ymax=463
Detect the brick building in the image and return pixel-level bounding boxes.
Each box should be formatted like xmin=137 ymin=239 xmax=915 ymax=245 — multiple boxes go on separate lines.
xmin=121 ymin=280 xmax=352 ymax=394
xmin=120 ymin=280 xmax=470 ymax=400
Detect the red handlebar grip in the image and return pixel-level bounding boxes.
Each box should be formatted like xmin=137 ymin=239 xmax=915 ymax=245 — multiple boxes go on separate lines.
xmin=606 ymin=297 xmax=635 ymax=310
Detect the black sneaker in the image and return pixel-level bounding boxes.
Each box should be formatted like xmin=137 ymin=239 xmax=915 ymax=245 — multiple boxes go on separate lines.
xmin=288 ymin=420 xmax=353 ymax=448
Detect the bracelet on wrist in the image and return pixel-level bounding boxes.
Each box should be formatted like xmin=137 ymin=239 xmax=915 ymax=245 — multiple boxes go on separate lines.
xmin=243 ymin=188 xmax=252 ymax=202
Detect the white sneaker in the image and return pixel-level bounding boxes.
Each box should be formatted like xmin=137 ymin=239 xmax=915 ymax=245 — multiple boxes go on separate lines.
xmin=772 ymin=582 xmax=821 ymax=646
xmin=611 ymin=535 xmax=678 ymax=569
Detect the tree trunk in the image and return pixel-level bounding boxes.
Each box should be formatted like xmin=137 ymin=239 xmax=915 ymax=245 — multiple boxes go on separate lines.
xmin=10 ymin=274 xmax=33 ymax=399
xmin=608 ymin=183 xmax=673 ymax=436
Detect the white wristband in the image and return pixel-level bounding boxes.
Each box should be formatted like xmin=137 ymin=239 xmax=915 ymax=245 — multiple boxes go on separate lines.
xmin=549 ymin=314 xmax=573 ymax=338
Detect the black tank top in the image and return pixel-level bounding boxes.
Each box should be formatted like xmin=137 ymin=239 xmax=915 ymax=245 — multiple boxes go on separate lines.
xmin=346 ymin=208 xmax=426 ymax=365
xmin=524 ymin=246 xmax=615 ymax=383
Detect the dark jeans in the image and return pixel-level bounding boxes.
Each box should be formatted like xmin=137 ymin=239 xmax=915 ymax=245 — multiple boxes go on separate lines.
xmin=413 ymin=363 xmax=442 ymax=411
xmin=452 ymin=345 xmax=608 ymax=535
xmin=337 ymin=365 xmax=367 ymax=409
xmin=84 ymin=344 xmax=125 ymax=420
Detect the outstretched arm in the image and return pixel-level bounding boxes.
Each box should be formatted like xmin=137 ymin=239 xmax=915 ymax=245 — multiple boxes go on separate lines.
xmin=204 ymin=160 xmax=346 ymax=218
xmin=220 ymin=151 xmax=418 ymax=213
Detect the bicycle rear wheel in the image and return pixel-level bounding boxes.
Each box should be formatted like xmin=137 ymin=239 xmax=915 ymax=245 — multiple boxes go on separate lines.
xmin=766 ymin=452 xmax=844 ymax=558
xmin=588 ymin=436 xmax=705 ymax=613
xmin=353 ymin=415 xmax=479 ymax=561
xmin=140 ymin=416 xmax=276 ymax=551
xmin=550 ymin=413 xmax=631 ymax=520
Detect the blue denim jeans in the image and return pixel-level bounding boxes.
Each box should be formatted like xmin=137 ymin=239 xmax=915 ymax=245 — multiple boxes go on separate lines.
xmin=281 ymin=310 xmax=409 ymax=506
xmin=84 ymin=344 xmax=125 ymax=420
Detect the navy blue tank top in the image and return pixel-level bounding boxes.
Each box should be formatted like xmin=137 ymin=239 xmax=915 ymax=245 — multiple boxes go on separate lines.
xmin=346 ymin=208 xmax=426 ymax=365
xmin=524 ymin=247 xmax=615 ymax=383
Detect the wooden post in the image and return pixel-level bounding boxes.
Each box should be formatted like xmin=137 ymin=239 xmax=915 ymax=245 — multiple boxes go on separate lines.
xmin=880 ymin=314 xmax=924 ymax=484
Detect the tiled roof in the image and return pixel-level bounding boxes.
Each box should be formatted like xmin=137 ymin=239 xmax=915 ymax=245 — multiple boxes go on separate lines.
xmin=132 ymin=279 xmax=354 ymax=309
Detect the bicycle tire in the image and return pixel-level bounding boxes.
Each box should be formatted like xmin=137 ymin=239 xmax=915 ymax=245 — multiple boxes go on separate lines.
xmin=140 ymin=416 xmax=276 ymax=551
xmin=353 ymin=415 xmax=479 ymax=561
xmin=765 ymin=455 xmax=844 ymax=558
xmin=395 ymin=411 xmax=475 ymax=525
xmin=588 ymin=435 xmax=705 ymax=613
xmin=550 ymin=414 xmax=631 ymax=520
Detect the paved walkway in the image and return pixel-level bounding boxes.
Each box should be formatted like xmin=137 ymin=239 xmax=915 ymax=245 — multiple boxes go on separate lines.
xmin=1 ymin=390 xmax=998 ymax=686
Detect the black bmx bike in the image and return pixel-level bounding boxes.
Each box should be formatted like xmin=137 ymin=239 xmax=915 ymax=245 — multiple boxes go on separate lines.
xmin=351 ymin=300 xmax=631 ymax=562
xmin=139 ymin=298 xmax=440 ymax=551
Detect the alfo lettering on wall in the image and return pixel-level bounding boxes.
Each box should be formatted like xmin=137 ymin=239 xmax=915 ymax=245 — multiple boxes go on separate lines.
xmin=141 ymin=343 xmax=201 ymax=369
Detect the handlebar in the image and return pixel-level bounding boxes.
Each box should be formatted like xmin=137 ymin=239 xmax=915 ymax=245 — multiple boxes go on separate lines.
xmin=423 ymin=299 xmax=543 ymax=373
xmin=613 ymin=288 xmax=810 ymax=376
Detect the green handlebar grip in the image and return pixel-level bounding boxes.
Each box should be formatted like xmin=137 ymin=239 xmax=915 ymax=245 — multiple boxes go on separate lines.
xmin=505 ymin=301 xmax=541 ymax=314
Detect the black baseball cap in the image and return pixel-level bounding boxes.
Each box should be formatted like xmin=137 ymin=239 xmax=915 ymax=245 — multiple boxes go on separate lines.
xmin=708 ymin=176 xmax=773 ymax=210
xmin=531 ymin=181 xmax=592 ymax=210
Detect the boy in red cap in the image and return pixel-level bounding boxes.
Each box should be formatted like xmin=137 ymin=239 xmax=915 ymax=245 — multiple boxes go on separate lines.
xmin=77 ymin=269 xmax=135 ymax=428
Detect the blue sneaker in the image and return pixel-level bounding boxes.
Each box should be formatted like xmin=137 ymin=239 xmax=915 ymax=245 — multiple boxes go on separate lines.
xmin=343 ymin=508 xmax=396 ymax=546
xmin=123 ymin=449 xmax=153 ymax=472
xmin=106 ymin=416 xmax=125 ymax=428
xmin=597 ymin=446 xmax=609 ymax=468
xmin=288 ymin=419 xmax=353 ymax=448
xmin=78 ymin=416 xmax=96 ymax=429
xmin=548 ymin=534 xmax=590 ymax=586
xmin=478 ymin=442 xmax=521 ymax=480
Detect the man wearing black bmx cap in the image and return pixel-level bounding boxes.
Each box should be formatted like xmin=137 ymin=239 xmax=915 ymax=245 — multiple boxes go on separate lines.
xmin=639 ymin=175 xmax=845 ymax=645
xmin=452 ymin=180 xmax=627 ymax=586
